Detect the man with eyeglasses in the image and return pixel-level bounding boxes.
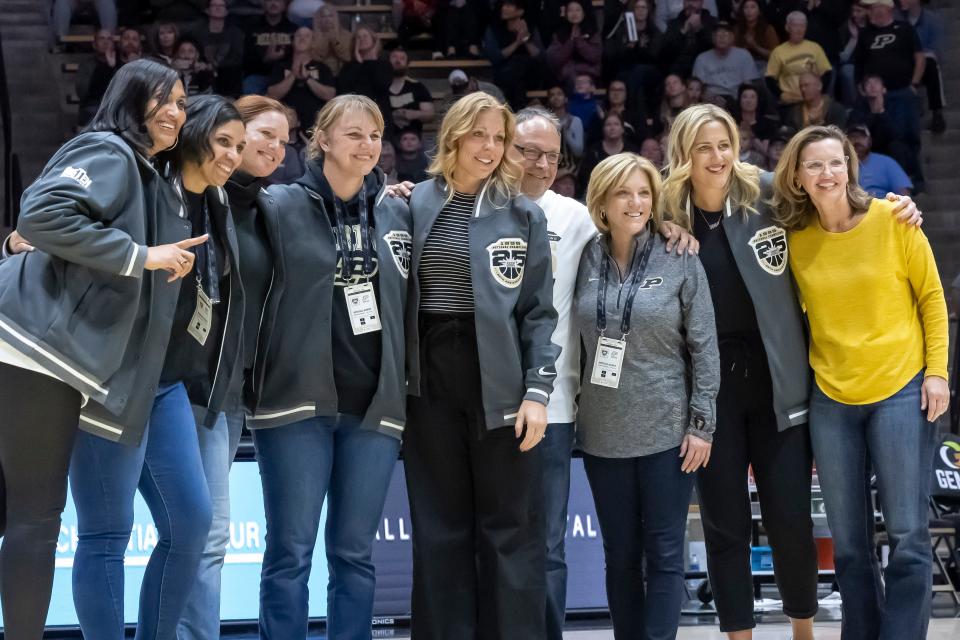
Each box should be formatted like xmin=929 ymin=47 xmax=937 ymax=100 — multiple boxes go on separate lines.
xmin=507 ymin=106 xmax=698 ymax=639
xmin=847 ymin=123 xmax=912 ymax=197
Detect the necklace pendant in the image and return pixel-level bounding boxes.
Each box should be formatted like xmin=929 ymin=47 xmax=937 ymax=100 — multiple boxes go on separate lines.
xmin=708 ymin=220 xmax=720 ymax=230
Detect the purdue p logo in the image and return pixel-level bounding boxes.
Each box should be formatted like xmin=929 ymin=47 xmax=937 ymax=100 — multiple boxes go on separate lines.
xmin=383 ymin=230 xmax=412 ymax=278
xmin=486 ymin=237 xmax=527 ymax=288
xmin=748 ymin=226 xmax=788 ymax=276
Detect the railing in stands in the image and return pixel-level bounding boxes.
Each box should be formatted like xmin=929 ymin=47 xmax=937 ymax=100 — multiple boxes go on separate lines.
xmin=0 ymin=29 xmax=13 ymax=227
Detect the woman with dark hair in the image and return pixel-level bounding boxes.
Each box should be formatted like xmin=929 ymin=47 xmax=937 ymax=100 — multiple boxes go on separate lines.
xmin=735 ymin=83 xmax=779 ymax=152
xmin=546 ymin=0 xmax=602 ymax=86
xmin=150 ymin=21 xmax=180 ymax=66
xmin=578 ymin=111 xmax=638 ymax=196
xmin=0 ymin=58 xmax=201 ymax=639
xmin=403 ymin=91 xmax=558 ymax=639
xmin=593 ymin=78 xmax=649 ymax=145
xmin=733 ymin=0 xmax=778 ymax=72
xmin=246 ymin=94 xmax=412 ymax=639
xmin=177 ymin=94 xmax=290 ymax=640
xmin=69 ymin=93 xmax=246 ymax=640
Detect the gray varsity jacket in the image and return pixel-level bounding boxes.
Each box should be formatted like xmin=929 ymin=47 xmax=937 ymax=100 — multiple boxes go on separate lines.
xmin=406 ymin=177 xmax=560 ymax=430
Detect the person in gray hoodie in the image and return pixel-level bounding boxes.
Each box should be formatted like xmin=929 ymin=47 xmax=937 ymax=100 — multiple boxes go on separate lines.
xmin=249 ymin=94 xmax=412 ymax=640
xmin=574 ymin=152 xmax=719 ymax=639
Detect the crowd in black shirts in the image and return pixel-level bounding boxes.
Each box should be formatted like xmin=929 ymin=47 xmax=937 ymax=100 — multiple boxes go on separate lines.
xmin=63 ymin=0 xmax=946 ymax=195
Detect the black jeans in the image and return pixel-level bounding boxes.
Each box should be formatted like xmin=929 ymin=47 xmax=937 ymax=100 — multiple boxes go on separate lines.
xmin=404 ymin=315 xmax=546 ymax=640
xmin=696 ymin=337 xmax=819 ymax=632
xmin=921 ymin=55 xmax=946 ymax=112
xmin=583 ymin=447 xmax=694 ymax=640
xmin=0 ymin=362 xmax=81 ymax=639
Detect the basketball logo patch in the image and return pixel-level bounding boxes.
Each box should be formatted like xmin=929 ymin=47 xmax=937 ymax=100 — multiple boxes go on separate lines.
xmin=383 ymin=230 xmax=412 ymax=278
xmin=747 ymin=226 xmax=787 ymax=276
xmin=486 ymin=237 xmax=527 ymax=288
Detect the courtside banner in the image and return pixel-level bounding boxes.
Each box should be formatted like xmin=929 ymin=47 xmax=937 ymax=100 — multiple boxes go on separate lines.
xmin=1 ymin=460 xmax=606 ymax=627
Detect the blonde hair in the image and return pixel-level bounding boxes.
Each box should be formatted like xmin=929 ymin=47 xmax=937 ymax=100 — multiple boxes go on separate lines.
xmin=586 ymin=153 xmax=663 ymax=234
xmin=661 ymin=103 xmax=761 ymax=230
xmin=428 ymin=92 xmax=522 ymax=204
xmin=307 ymin=94 xmax=385 ymax=160
xmin=352 ymin=24 xmax=381 ymax=59
xmin=770 ymin=124 xmax=872 ymax=231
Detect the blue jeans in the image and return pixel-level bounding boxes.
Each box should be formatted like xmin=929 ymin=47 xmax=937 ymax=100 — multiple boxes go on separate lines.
xmin=69 ymin=382 xmax=213 ymax=640
xmin=583 ymin=447 xmax=695 ymax=640
xmin=542 ymin=422 xmax=575 ymax=640
xmin=810 ymin=371 xmax=937 ymax=640
xmin=178 ymin=409 xmax=245 ymax=640
xmin=252 ymin=415 xmax=401 ymax=640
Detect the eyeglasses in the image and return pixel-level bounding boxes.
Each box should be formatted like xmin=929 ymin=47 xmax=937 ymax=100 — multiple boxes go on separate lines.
xmin=800 ymin=156 xmax=848 ymax=176
xmin=514 ymin=144 xmax=561 ymax=165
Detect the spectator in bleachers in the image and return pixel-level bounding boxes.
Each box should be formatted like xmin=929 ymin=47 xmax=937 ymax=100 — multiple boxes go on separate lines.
xmin=765 ymin=11 xmax=832 ymax=106
xmin=337 ymin=24 xmax=394 ymax=126
xmin=151 ymin=0 xmax=206 ymax=23
xmin=195 ymin=0 xmax=245 ymax=95
xmin=172 ymin=36 xmax=216 ymax=94
xmin=546 ymin=85 xmax=585 ymax=171
xmin=387 ymin=47 xmax=435 ymax=135
xmin=287 ymin=0 xmax=323 ymax=26
xmin=577 ymin=111 xmax=638 ymax=195
xmin=848 ymin=123 xmax=912 ymax=197
xmin=658 ymin=73 xmax=690 ymax=131
xmin=76 ymin=28 xmax=119 ymax=126
xmin=850 ymin=74 xmax=901 ymax=158
xmin=764 ymin=126 xmax=791 ymax=170
xmin=484 ymin=0 xmax=545 ymax=110
xmin=661 ymin=0 xmax=716 ymax=77
xmin=639 ymin=135 xmax=664 ymax=167
xmin=267 ymin=26 xmax=335 ymax=130
xmin=854 ymin=0 xmax=924 ymax=192
xmin=784 ymin=70 xmax=847 ymax=131
xmin=691 ymin=21 xmax=758 ymax=105
xmin=594 ymin=79 xmax=648 ymax=144
xmin=546 ymin=0 xmax=602 ymax=86
xmin=733 ymin=0 xmax=778 ymax=73
xmin=739 ymin=126 xmax=766 ymax=166
xmin=768 ymin=0 xmax=845 ymax=65
xmin=149 ymin=21 xmax=180 ymax=65
xmin=686 ymin=75 xmax=704 ymax=103
xmin=118 ymin=26 xmax=144 ymax=63
xmin=379 ymin=139 xmax=400 ymax=185
xmin=438 ymin=68 xmax=470 ymax=113
xmin=568 ymin=73 xmax=602 ymax=137
xmin=552 ymin=168 xmax=577 ymax=198
xmin=51 ymin=0 xmax=117 ymax=48
xmin=838 ymin=0 xmax=868 ymax=106
xmin=242 ymin=0 xmax=297 ymax=94
xmin=396 ymin=0 xmax=436 ymax=47
xmin=432 ymin=0 xmax=483 ymax=59
xmin=267 ymin=105 xmax=307 ymax=184
xmin=654 ymin=0 xmax=717 ymax=32
xmin=735 ymin=83 xmax=779 ymax=149
xmin=601 ymin=0 xmax=662 ymax=114
xmin=310 ymin=5 xmax=351 ymax=75
xmin=396 ymin=127 xmax=430 ymax=182
xmin=898 ymin=0 xmax=946 ymax=133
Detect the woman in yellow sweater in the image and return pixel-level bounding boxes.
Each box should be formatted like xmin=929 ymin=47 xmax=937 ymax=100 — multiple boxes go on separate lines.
xmin=772 ymin=124 xmax=950 ymax=640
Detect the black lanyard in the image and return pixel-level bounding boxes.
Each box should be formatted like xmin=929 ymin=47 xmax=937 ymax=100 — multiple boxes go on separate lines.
xmin=332 ymin=183 xmax=374 ymax=282
xmin=596 ymin=233 xmax=655 ymax=338
xmin=193 ymin=195 xmax=221 ymax=304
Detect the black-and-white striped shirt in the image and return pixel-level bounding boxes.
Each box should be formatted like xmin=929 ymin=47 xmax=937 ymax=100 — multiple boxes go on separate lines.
xmin=419 ymin=192 xmax=477 ymax=314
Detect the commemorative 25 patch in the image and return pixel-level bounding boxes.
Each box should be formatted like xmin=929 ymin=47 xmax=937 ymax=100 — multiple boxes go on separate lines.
xmin=383 ymin=230 xmax=412 ymax=278
xmin=747 ymin=226 xmax=787 ymax=276
xmin=486 ymin=237 xmax=527 ymax=288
